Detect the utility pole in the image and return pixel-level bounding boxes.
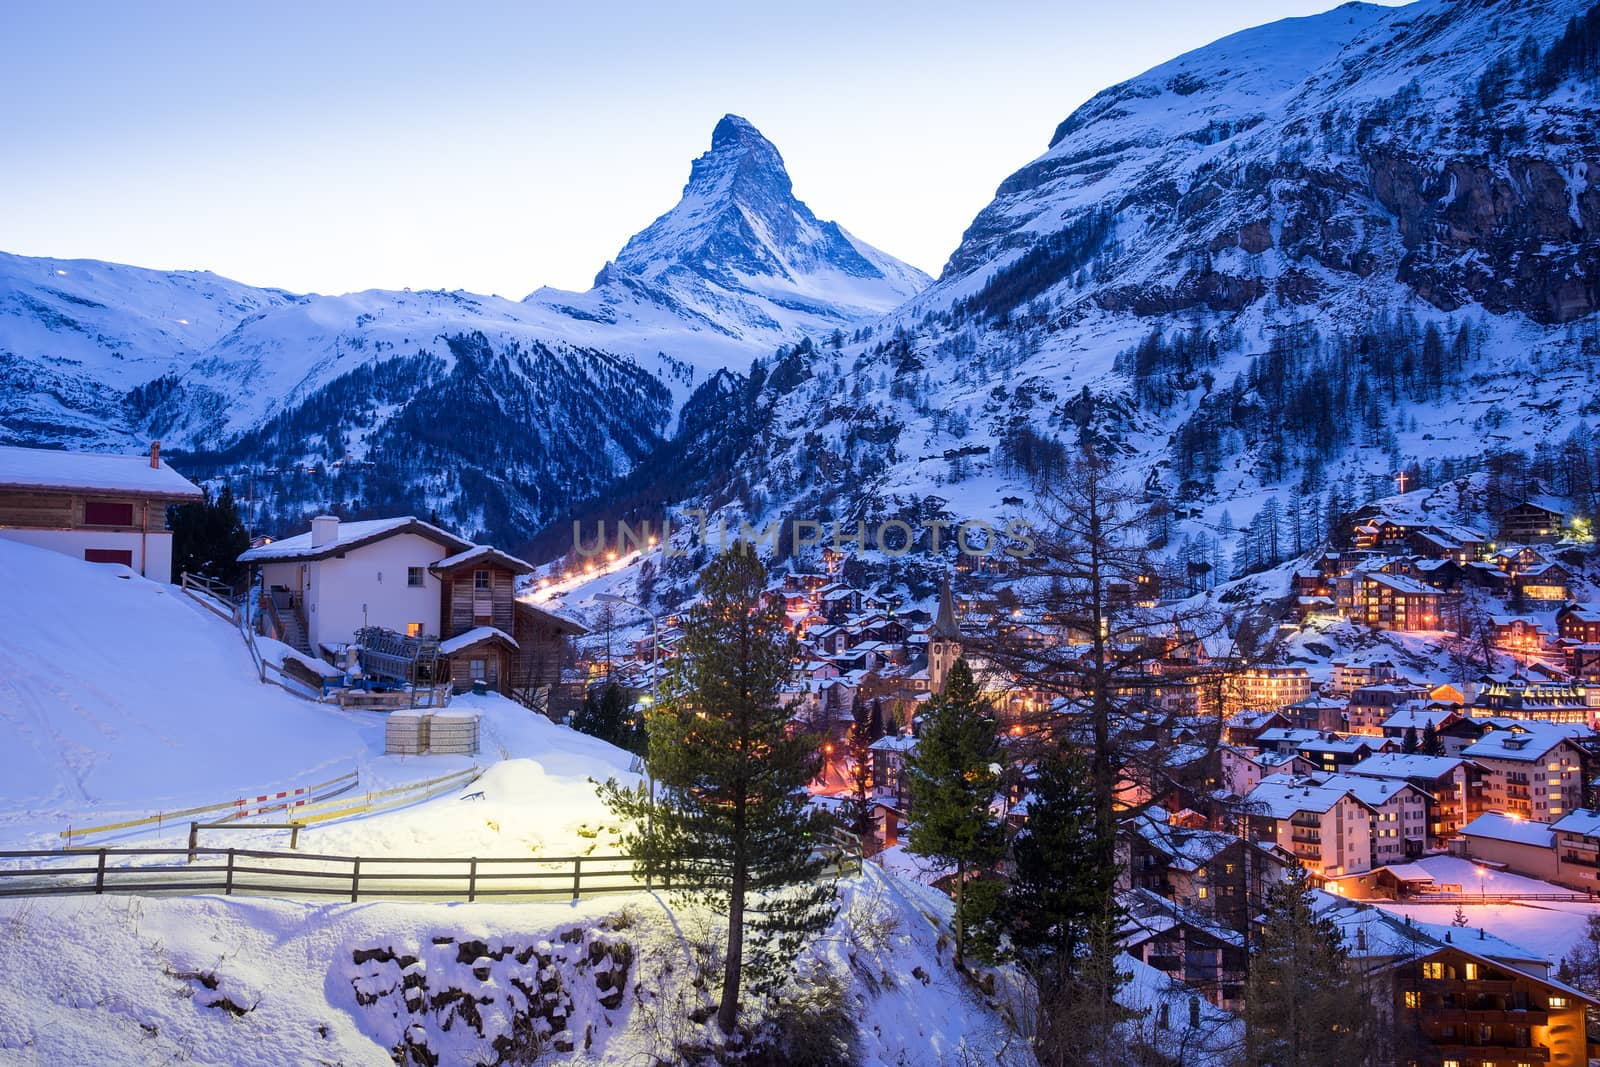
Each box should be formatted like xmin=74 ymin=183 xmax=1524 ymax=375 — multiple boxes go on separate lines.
xmin=595 ymin=592 xmax=659 ymax=819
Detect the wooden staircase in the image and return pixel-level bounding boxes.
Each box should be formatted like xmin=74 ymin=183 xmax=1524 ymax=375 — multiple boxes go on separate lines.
xmin=267 ymin=589 xmax=313 ymax=656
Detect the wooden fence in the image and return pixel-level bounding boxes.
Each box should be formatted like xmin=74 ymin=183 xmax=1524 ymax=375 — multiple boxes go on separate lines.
xmin=0 ymin=838 xmax=862 ymax=904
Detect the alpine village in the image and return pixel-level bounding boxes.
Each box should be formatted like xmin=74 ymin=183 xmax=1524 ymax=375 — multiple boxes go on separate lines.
xmin=5 ymin=2 xmax=1600 ymax=1066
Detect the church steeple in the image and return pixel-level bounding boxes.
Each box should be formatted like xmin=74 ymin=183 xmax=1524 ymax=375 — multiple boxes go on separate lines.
xmin=929 ymin=575 xmax=962 ymax=694
xmin=934 ymin=575 xmax=960 ymax=639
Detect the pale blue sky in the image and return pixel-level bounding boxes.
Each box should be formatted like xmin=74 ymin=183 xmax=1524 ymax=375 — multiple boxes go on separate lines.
xmin=0 ymin=1 xmax=1407 ymax=297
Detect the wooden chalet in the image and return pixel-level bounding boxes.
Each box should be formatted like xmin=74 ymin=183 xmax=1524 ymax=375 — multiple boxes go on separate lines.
xmin=0 ymin=441 xmax=202 ymax=580
xmin=1500 ymin=497 xmax=1568 ymax=543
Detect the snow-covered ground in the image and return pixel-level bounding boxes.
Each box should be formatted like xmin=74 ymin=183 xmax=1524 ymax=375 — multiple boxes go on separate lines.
xmin=1367 ymin=855 xmax=1600 ymax=969
xmin=0 ymin=865 xmax=1027 ymax=1067
xmin=0 ymin=535 xmax=654 ymax=852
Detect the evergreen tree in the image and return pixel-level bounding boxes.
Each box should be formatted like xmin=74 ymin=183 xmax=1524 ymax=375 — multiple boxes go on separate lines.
xmin=1003 ymin=747 xmax=1125 ymax=1066
xmin=904 ymin=657 xmax=1003 ymax=969
xmin=1402 ymin=725 xmax=1419 ymax=755
xmin=839 ymin=699 xmax=880 ymax=841
xmin=1244 ymin=862 xmax=1367 ymax=1067
xmin=168 ymin=485 xmax=251 ymax=588
xmin=598 ymin=545 xmax=835 ymax=1037
xmin=1421 ymin=720 xmax=1441 ymax=757
xmin=571 ymin=681 xmax=631 ymax=750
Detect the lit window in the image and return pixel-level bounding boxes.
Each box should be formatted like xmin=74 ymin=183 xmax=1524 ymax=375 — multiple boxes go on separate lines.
xmin=1549 ymin=995 xmax=1568 ymax=1008
xmin=406 ymin=622 xmax=423 ymax=638
xmin=1422 ymin=962 xmax=1445 ymax=979
xmin=1464 ymin=963 xmax=1479 ymax=980
xmin=1198 ymin=886 xmax=1208 ymax=900
xmin=407 ymin=566 xmax=425 ymax=587
xmin=1404 ymin=991 xmax=1421 ymax=1008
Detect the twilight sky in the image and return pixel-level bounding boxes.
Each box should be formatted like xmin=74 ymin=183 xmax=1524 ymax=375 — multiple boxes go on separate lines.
xmin=0 ymin=0 xmax=1408 ymax=298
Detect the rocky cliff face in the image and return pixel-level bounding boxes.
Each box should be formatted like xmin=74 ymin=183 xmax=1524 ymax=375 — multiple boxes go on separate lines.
xmin=609 ymin=0 xmax=1600 ymax=600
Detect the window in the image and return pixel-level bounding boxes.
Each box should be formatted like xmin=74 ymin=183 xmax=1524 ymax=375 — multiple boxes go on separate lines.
xmin=1422 ymin=962 xmax=1445 ymax=980
xmin=84 ymin=548 xmax=133 ymax=566
xmin=1549 ymin=995 xmax=1568 ymax=1008
xmin=406 ymin=622 xmax=424 ymax=638
xmin=474 ymin=569 xmax=492 ymax=591
xmin=1404 ymin=991 xmax=1421 ymax=1009
xmin=469 ymin=658 xmax=486 ymax=683
xmin=1464 ymin=963 xmax=1479 ymax=981
xmin=1197 ymin=886 xmax=1208 ymax=900
xmin=407 ymin=567 xmax=425 ymax=587
xmin=83 ymin=500 xmax=134 ymax=526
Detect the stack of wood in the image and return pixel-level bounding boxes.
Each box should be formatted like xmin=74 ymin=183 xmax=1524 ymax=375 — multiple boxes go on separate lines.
xmin=385 ymin=710 xmax=429 ymax=755
xmin=427 ymin=710 xmax=480 ymax=755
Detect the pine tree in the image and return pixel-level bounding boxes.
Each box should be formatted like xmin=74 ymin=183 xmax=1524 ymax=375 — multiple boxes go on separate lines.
xmin=1421 ymin=720 xmax=1441 ymax=757
xmin=1244 ymin=862 xmax=1367 ymax=1067
xmin=598 ymin=545 xmax=835 ymax=1036
xmin=1402 ymin=725 xmax=1419 ymax=754
xmin=1003 ymin=747 xmax=1124 ymax=1066
xmin=904 ymin=657 xmax=1003 ymax=969
xmin=571 ymin=681 xmax=631 ymax=750
xmin=839 ymin=699 xmax=880 ymax=841
xmin=168 ymin=485 xmax=251 ymax=588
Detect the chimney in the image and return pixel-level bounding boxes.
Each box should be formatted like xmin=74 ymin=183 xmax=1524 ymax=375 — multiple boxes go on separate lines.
xmin=149 ymin=441 xmax=161 ymax=469
xmin=311 ymin=515 xmax=340 ymax=548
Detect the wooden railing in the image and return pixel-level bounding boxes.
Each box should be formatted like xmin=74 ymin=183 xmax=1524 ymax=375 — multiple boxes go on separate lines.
xmin=0 ymin=847 xmax=643 ymax=902
xmin=0 ymin=833 xmax=862 ymax=902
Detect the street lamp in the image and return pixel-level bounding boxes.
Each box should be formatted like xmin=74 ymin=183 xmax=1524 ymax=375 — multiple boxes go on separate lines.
xmin=1476 ymin=863 xmax=1487 ymax=902
xmin=595 ymin=592 xmax=659 ymax=821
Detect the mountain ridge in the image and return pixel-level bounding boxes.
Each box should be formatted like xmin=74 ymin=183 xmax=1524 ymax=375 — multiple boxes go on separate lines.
xmin=0 ymin=116 xmax=928 ymax=546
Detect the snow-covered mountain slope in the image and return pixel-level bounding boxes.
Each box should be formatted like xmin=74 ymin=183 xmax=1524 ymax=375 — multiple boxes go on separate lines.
xmin=0 ymin=116 xmax=927 ymax=546
xmin=593 ymin=0 xmax=1600 ymax=602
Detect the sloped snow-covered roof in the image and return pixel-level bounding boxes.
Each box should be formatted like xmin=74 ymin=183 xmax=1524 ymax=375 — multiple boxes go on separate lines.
xmin=1552 ymin=809 xmax=1600 ymax=838
xmin=438 ymin=626 xmax=519 ymax=656
xmin=239 ymin=516 xmax=472 ymax=563
xmin=0 ymin=444 xmax=202 ymax=498
xmin=1349 ymin=752 xmax=1470 ymax=781
xmin=1117 ymin=954 xmax=1242 ymax=1067
xmin=1127 ymin=809 xmax=1236 ymax=871
xmin=1462 ymin=812 xmax=1554 ymax=848
xmin=1462 ymin=725 xmax=1584 ymax=762
xmin=1246 ymin=776 xmax=1366 ymax=818
xmin=431 ymin=544 xmax=534 ymax=575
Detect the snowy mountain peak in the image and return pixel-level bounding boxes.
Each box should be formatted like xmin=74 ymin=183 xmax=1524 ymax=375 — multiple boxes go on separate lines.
xmin=698 ymin=113 xmax=791 ymax=196
xmin=598 ymin=114 xmax=929 ymax=305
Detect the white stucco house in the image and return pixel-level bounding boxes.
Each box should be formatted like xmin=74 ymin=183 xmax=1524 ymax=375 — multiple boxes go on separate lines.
xmin=0 ymin=442 xmax=202 ymax=581
xmin=239 ymin=515 xmax=473 ymax=656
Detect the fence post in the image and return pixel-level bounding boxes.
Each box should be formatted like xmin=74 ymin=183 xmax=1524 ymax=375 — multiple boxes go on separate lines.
xmin=187 ymin=822 xmax=199 ymax=863
xmin=95 ymin=849 xmax=107 ymax=894
xmin=468 ymin=859 xmax=478 ymax=903
xmin=572 ymin=857 xmax=582 ymax=901
xmin=351 ymin=857 xmax=361 ymax=902
xmin=225 ymin=849 xmax=235 ymax=895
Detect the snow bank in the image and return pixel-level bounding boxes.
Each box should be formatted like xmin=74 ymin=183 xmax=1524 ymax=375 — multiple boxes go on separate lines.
xmin=0 ymin=867 xmax=1032 ymax=1066
xmin=0 ymin=539 xmax=381 ymax=846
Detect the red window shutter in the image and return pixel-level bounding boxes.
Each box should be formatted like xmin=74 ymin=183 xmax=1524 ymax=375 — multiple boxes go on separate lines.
xmin=85 ymin=548 xmax=134 ymax=565
xmin=84 ymin=501 xmax=135 ymax=526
